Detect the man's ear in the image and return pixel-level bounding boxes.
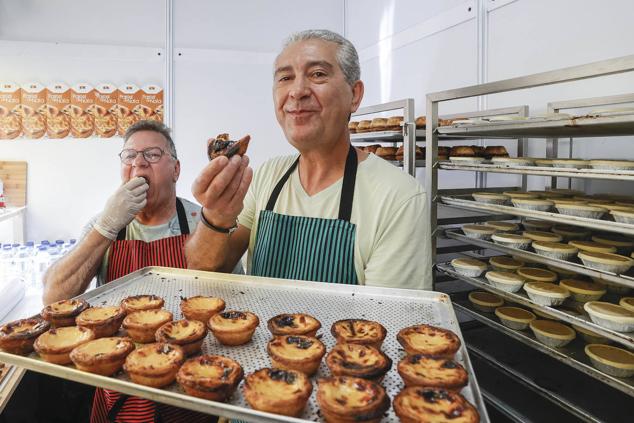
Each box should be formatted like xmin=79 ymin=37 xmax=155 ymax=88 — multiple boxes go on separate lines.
xmin=173 ymin=159 xmax=181 ymax=182
xmin=350 ymin=80 xmax=364 ymax=113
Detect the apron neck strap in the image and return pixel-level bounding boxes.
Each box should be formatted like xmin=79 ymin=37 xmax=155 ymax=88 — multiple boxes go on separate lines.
xmin=265 ymin=145 xmax=358 ymax=222
xmin=115 ymin=197 xmax=189 ymax=241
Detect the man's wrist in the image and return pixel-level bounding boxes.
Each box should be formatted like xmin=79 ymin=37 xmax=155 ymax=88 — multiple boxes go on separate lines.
xmin=200 ymin=208 xmax=238 ymax=234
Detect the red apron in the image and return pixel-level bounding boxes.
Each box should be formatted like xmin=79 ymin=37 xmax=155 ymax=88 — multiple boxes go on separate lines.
xmin=91 ymin=198 xmax=215 ymax=423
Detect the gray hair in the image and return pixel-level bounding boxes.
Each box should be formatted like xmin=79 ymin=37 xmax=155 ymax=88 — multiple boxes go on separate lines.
xmin=123 ymin=120 xmax=177 ymax=159
xmin=281 ymin=29 xmax=361 ymax=86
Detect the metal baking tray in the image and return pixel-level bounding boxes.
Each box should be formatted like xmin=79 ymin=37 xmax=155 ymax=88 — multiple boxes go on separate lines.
xmin=437 ymin=263 xmax=634 ymax=350
xmin=441 ymin=195 xmax=634 ymax=236
xmin=438 ymin=161 xmax=634 ymax=181
xmin=452 ymin=300 xmax=634 ymax=398
xmin=444 ymin=228 xmax=634 ymax=289
xmin=0 ymin=267 xmax=489 ymax=422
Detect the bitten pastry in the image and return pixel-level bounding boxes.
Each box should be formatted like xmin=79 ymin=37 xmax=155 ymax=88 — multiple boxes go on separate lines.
xmin=267 ymin=313 xmax=321 ymax=337
xmin=176 ymin=354 xmax=243 ymax=401
xmin=331 ymin=319 xmax=387 ymax=349
xmin=208 ymin=311 xmax=260 ymax=346
xmin=243 ymin=368 xmax=313 ymax=417
xmin=317 ymin=376 xmax=390 ymax=423
xmin=155 ymin=319 xmax=208 ymax=356
xmin=70 ymin=337 xmax=135 ymax=376
xmin=207 ymin=133 xmax=251 ymax=160
xmin=180 ymin=295 xmax=226 ymax=322
xmin=267 ymin=335 xmax=326 ymax=376
xmin=0 ymin=318 xmax=50 ymax=355
xmin=326 ymin=343 xmax=392 ymax=381
xmin=41 ymin=299 xmax=89 ymax=327
xmin=120 ymin=295 xmax=164 ymax=314
xmin=34 ymin=326 xmax=95 ymax=364
xmin=398 ymin=354 xmax=468 ymax=391
xmin=394 ymin=386 xmax=480 ymax=423
xmin=124 ymin=343 xmax=185 ymax=387
xmin=75 ymin=306 xmax=126 ymax=338
xmin=397 ymin=324 xmax=461 ymax=357
xmin=122 ymin=309 xmax=173 ymax=343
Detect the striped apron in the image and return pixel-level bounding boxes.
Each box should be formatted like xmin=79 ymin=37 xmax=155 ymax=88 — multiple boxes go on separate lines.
xmin=91 ymin=198 xmax=216 ymax=423
xmin=251 ymin=145 xmax=359 ymax=284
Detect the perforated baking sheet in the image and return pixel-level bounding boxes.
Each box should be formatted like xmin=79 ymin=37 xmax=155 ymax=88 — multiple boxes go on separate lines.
xmin=0 ymin=267 xmax=489 ymax=422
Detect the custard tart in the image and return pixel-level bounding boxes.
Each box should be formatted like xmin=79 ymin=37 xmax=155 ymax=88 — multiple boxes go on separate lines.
xmin=208 ymin=311 xmax=259 ymax=346
xmin=243 ymin=368 xmax=313 ymax=417
xmin=70 ymin=337 xmax=135 ymax=375
xmin=34 ymin=326 xmax=95 ymax=364
xmin=41 ymin=299 xmax=89 ymax=327
xmin=330 ymin=319 xmax=387 ymax=349
xmin=155 ymin=319 xmax=208 ymax=356
xmin=176 ymin=354 xmax=243 ymax=401
xmin=267 ymin=335 xmax=326 ymax=376
xmin=394 ymin=386 xmax=480 ymax=423
xmin=397 ymin=324 xmax=461 ymax=357
xmin=120 ymin=295 xmax=164 ymax=314
xmin=398 ymin=354 xmax=468 ymax=391
xmin=326 ymin=343 xmax=392 ymax=382
xmin=317 ymin=376 xmax=390 ymax=423
xmin=123 ymin=343 xmax=185 ymax=387
xmin=0 ymin=318 xmax=50 ymax=355
xmin=122 ymin=309 xmax=173 ymax=343
xmin=75 ymin=306 xmax=125 ymax=338
xmin=180 ymin=295 xmax=226 ymax=322
xmin=267 ymin=313 xmax=321 ymax=337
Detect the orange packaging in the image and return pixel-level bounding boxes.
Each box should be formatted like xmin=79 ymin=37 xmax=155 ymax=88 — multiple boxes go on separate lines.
xmin=138 ymin=85 xmax=163 ymax=122
xmin=70 ymin=83 xmax=95 ymax=138
xmin=20 ymin=82 xmax=47 ymax=139
xmin=45 ymin=83 xmax=71 ymax=139
xmin=91 ymin=83 xmax=118 ymax=138
xmin=0 ymin=83 xmax=22 ymax=139
xmin=116 ymin=84 xmax=141 ymax=136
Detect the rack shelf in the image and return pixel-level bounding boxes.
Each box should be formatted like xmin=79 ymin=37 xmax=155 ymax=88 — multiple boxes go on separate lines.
xmin=437 ymin=263 xmax=634 ymax=350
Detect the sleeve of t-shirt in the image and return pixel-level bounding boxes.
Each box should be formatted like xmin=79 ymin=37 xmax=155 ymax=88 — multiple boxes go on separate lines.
xmin=363 ymin=193 xmax=433 ymax=290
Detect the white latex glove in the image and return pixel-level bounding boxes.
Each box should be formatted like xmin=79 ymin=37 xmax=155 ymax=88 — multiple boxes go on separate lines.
xmin=94 ymin=177 xmax=149 ymax=240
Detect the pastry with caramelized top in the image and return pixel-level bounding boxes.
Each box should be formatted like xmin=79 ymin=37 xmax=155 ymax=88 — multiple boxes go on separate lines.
xmin=34 ymin=326 xmax=95 ymax=364
xmin=267 ymin=313 xmax=321 ymax=337
xmin=208 ymin=311 xmax=259 ymax=346
xmin=75 ymin=306 xmax=126 ymax=338
xmin=122 ymin=309 xmax=173 ymax=343
xmin=317 ymin=376 xmax=390 ymax=423
xmin=180 ymin=295 xmax=226 ymax=323
xmin=176 ymin=354 xmax=243 ymax=401
xmin=331 ymin=319 xmax=387 ymax=349
xmin=155 ymin=319 xmax=208 ymax=356
xmin=397 ymin=324 xmax=461 ymax=358
xmin=326 ymin=343 xmax=392 ymax=382
xmin=398 ymin=354 xmax=468 ymax=391
xmin=70 ymin=337 xmax=135 ymax=375
xmin=207 ymin=133 xmax=251 ymax=160
xmin=267 ymin=335 xmax=325 ymax=376
xmin=124 ymin=343 xmax=185 ymax=387
xmin=41 ymin=298 xmax=89 ymax=327
xmin=244 ymin=368 xmax=313 ymax=417
xmin=394 ymin=386 xmax=480 ymax=423
xmin=120 ymin=295 xmax=164 ymax=314
xmin=0 ymin=318 xmax=50 ymax=355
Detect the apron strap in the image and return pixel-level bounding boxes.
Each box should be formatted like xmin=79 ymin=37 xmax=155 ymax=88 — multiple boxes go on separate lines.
xmin=115 ymin=198 xmax=189 ymax=241
xmin=107 ymin=394 xmax=129 ymax=422
xmin=264 ymin=145 xmax=358 ymax=222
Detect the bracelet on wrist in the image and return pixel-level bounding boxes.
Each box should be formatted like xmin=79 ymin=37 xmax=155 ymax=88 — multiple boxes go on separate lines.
xmin=200 ymin=208 xmax=238 ymax=234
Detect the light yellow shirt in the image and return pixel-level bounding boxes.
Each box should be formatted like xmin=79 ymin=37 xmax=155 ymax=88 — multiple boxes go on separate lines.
xmin=238 ymin=153 xmax=433 ymax=290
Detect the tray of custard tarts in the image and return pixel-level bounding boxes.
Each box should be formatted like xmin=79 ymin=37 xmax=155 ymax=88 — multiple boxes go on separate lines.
xmin=0 ymin=267 xmax=489 ymax=422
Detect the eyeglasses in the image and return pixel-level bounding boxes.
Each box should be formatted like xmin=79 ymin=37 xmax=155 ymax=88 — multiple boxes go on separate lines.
xmin=118 ymin=147 xmax=176 ymax=165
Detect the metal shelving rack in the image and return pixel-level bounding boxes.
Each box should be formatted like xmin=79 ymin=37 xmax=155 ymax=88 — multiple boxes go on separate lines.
xmin=425 ymin=54 xmax=634 ymax=409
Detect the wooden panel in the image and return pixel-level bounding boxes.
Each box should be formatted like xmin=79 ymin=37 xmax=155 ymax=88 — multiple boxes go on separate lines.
xmin=0 ymin=161 xmax=27 ymax=207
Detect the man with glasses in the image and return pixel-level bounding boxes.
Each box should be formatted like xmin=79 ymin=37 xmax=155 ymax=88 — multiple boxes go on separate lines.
xmin=42 ymin=120 xmax=219 ymax=423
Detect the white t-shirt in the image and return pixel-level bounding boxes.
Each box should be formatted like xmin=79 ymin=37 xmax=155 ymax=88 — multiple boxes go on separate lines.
xmin=238 ymin=153 xmax=433 ymax=290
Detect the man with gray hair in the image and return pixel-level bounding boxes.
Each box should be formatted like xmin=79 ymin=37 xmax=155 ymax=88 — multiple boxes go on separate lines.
xmin=187 ymin=29 xmax=432 ymax=290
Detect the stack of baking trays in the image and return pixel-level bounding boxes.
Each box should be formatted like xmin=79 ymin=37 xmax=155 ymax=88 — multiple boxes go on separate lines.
xmin=0 ymin=267 xmax=489 ymax=422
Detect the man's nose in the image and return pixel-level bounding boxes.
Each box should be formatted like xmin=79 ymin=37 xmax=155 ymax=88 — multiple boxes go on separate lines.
xmin=288 ymin=76 xmax=311 ymax=100
xmin=132 ymin=152 xmax=149 ymax=166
